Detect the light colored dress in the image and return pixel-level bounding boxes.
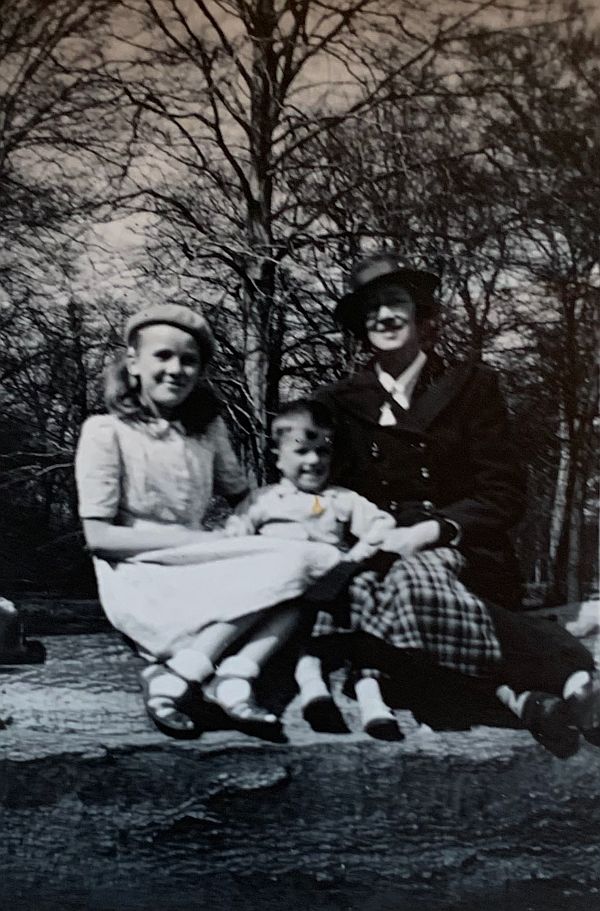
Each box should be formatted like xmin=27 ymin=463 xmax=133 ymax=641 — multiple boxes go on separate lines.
xmin=75 ymin=414 xmax=341 ymax=659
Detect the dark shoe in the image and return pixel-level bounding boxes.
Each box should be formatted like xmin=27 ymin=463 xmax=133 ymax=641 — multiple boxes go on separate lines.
xmin=140 ymin=666 xmax=199 ymax=740
xmin=565 ymin=674 xmax=600 ymax=747
xmin=364 ymin=715 xmax=404 ymax=742
xmin=302 ymin=696 xmax=349 ymax=734
xmin=521 ymin=691 xmax=580 ymax=759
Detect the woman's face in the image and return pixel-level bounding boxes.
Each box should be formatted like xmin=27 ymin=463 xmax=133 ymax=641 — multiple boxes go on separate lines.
xmin=128 ymin=323 xmax=202 ymax=416
xmin=365 ymin=288 xmax=417 ymax=353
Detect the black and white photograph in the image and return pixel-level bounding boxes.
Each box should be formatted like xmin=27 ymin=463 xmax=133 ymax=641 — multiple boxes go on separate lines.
xmin=0 ymin=0 xmax=598 ymax=908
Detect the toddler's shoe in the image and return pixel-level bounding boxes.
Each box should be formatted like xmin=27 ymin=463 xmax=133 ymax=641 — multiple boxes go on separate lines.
xmin=362 ymin=707 xmax=404 ymax=742
xmin=302 ymin=695 xmax=349 ymax=734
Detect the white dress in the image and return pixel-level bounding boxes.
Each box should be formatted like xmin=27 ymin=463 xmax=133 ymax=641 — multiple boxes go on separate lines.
xmin=75 ymin=415 xmax=341 ymax=659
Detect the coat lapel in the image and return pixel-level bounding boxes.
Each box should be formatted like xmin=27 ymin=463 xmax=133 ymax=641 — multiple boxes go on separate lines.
xmin=409 ymin=361 xmax=475 ymax=428
xmin=332 ymin=369 xmax=387 ymax=428
xmin=332 ymin=359 xmax=475 ymax=431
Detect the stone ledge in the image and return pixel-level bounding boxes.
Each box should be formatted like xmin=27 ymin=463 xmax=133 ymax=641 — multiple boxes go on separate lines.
xmin=0 ymin=605 xmax=598 ymax=910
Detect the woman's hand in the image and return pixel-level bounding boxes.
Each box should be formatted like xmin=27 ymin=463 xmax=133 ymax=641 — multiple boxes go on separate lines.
xmin=381 ymin=521 xmax=441 ymax=557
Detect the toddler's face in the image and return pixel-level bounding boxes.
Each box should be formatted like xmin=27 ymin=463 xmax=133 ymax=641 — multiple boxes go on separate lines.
xmin=276 ymin=422 xmax=332 ymax=493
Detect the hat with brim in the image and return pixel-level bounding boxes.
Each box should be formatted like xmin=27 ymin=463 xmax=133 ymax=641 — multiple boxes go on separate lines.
xmin=334 ymin=253 xmax=440 ymax=334
xmin=124 ymin=303 xmax=216 ymax=363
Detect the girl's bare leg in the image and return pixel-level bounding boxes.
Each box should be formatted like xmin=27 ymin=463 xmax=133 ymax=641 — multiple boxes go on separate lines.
xmin=205 ymin=604 xmax=303 ymax=723
xmin=166 ymin=613 xmax=259 ymax=682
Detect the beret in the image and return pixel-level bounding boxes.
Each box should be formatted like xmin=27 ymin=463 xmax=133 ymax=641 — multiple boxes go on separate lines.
xmin=124 ymin=303 xmax=216 ymax=362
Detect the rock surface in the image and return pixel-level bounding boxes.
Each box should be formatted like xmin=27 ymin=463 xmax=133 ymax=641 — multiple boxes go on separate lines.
xmin=0 ymin=602 xmax=598 ymax=910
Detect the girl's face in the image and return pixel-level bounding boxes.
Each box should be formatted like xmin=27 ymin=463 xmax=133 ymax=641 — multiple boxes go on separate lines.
xmin=128 ymin=323 xmax=202 ymax=417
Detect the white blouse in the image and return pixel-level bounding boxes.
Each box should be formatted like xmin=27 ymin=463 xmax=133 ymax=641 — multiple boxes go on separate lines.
xmin=75 ymin=413 xmax=248 ymax=529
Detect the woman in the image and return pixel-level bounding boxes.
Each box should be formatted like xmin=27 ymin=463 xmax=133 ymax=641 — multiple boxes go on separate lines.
xmin=299 ymin=252 xmax=599 ymax=755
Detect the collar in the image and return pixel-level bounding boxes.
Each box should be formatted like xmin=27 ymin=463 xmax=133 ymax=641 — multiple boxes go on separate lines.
xmin=146 ymin=417 xmax=186 ymax=439
xmin=321 ymin=358 xmax=475 ymax=431
xmin=274 ymin=478 xmax=338 ymax=498
xmin=375 ymin=350 xmax=427 ymax=407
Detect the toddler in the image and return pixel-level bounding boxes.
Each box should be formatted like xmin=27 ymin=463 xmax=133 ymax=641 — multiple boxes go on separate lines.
xmin=225 ymin=399 xmax=399 ymax=735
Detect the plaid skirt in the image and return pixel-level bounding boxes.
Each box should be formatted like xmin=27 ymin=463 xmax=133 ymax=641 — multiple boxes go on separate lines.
xmin=312 ymin=548 xmax=503 ymax=678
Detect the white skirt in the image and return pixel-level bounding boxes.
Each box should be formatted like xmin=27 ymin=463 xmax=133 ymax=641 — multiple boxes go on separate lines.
xmin=93 ymin=535 xmax=342 ymax=659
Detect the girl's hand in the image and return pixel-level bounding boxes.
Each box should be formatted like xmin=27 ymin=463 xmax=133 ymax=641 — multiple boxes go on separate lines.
xmin=381 ymin=521 xmax=441 ymax=557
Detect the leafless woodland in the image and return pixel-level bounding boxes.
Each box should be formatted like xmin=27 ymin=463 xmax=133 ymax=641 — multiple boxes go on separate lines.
xmin=0 ymin=0 xmax=597 ymax=603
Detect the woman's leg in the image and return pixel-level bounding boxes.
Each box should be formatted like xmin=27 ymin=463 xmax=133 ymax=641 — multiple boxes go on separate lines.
xmin=489 ymin=602 xmax=599 ymax=749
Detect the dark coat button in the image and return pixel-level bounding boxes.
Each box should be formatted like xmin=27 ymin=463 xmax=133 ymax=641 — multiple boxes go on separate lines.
xmin=422 ymin=500 xmax=435 ymax=513
xmin=420 ymin=466 xmax=430 ymax=479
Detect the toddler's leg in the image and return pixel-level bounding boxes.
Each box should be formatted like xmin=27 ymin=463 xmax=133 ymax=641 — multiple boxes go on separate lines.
xmin=354 ymin=670 xmax=402 ymax=741
xmin=295 ymin=653 xmax=330 ymax=706
xmin=295 ymin=642 xmax=349 ymax=733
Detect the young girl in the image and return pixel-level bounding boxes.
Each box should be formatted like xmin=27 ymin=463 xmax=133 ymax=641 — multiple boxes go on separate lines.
xmin=75 ymin=304 xmax=342 ymax=737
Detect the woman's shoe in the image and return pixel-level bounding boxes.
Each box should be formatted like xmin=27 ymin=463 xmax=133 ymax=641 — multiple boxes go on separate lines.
xmin=565 ymin=673 xmax=600 ymax=746
xmin=520 ymin=691 xmax=580 ymax=759
xmin=140 ymin=665 xmax=199 ymax=739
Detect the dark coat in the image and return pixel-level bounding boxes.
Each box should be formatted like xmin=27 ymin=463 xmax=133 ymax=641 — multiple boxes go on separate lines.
xmin=316 ymin=356 xmax=526 ymax=609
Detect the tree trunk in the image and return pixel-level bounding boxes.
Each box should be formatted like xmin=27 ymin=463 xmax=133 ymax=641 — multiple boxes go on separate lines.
xmin=547 ymin=408 xmax=569 ymax=592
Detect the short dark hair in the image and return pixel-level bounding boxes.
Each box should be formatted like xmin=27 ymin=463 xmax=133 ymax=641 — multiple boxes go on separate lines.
xmin=271 ymin=398 xmax=335 ymax=445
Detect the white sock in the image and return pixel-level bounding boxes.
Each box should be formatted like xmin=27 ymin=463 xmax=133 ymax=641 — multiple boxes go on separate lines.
xmin=142 ymin=665 xmax=188 ymax=700
xmin=496 ymin=685 xmax=531 ymax=718
xmin=212 ymin=676 xmax=253 ymax=708
xmin=295 ymin=655 xmax=330 ymax=706
xmin=167 ymin=649 xmax=214 ymax=683
xmin=216 ymin=654 xmax=260 ymax=680
xmin=355 ymin=676 xmax=395 ymax=726
xmin=562 ymin=671 xmax=592 ymax=701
